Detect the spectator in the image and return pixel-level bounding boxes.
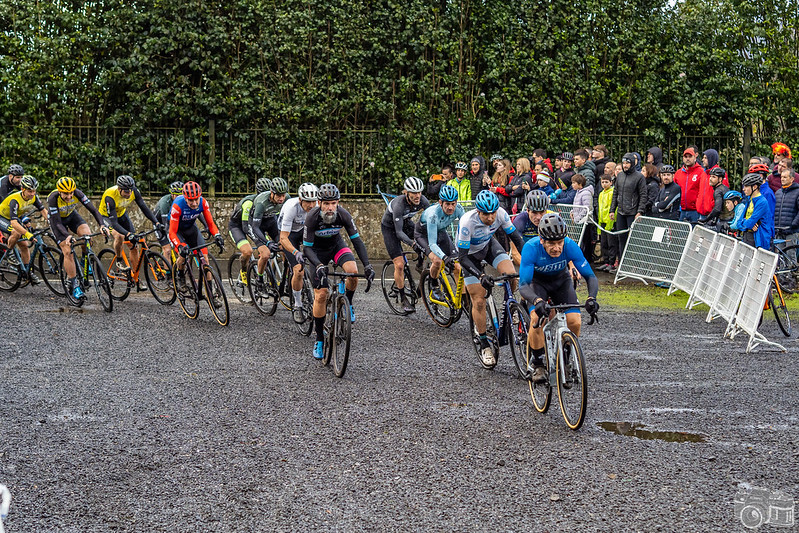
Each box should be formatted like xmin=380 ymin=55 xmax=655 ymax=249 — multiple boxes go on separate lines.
xmin=490 ymin=154 xmax=503 ymax=172
xmin=631 ymin=151 xmax=643 ymax=172
xmin=536 ymin=169 xmax=555 ymax=196
xmin=724 ymin=191 xmax=745 ymax=232
xmin=739 ymin=173 xmax=773 ymax=249
xmin=771 ymin=142 xmax=792 ymax=178
xmin=646 ymin=147 xmax=664 ymax=171
xmin=596 ymin=175 xmax=618 ymax=272
xmin=489 ymin=158 xmax=513 ymax=212
xmin=469 ymin=156 xmax=489 ymax=199
xmin=603 ymin=161 xmax=617 ymax=179
xmin=774 ymin=158 xmax=794 ymax=189
xmin=642 ymin=163 xmax=661 ymax=215
xmin=531 ymin=148 xmax=551 ymax=175
xmin=774 ymin=169 xmax=799 ymax=244
xmin=447 ymin=162 xmax=472 ymax=203
xmin=508 ymin=157 xmax=532 ymax=213
xmin=749 ymin=163 xmax=777 ymax=230
xmin=702 ymin=167 xmax=729 ymax=229
xmin=550 ymin=175 xmax=576 ymax=204
xmin=427 ymin=164 xmax=452 ymax=198
xmin=591 ymin=145 xmax=610 ymax=178
xmin=609 ymin=153 xmax=647 ymax=255
xmin=556 ymin=152 xmax=576 ymax=189
xmin=574 ymin=149 xmax=596 ymax=187
xmin=572 ymin=174 xmax=594 ymax=259
xmin=652 ymin=164 xmax=681 ymax=219
xmin=674 ymin=147 xmax=707 ymax=222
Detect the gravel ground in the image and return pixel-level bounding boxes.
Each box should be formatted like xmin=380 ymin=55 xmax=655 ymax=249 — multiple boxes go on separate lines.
xmin=0 ymin=276 xmax=797 ymax=532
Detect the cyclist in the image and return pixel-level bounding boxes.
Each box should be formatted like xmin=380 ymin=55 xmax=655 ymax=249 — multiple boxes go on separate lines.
xmin=415 ymin=184 xmax=463 ymax=301
xmin=0 ymin=175 xmax=49 ymax=283
xmin=380 ymin=176 xmax=430 ymax=313
xmin=247 ymin=177 xmax=289 ymax=296
xmin=303 ymin=184 xmax=375 ymax=360
xmin=457 ymin=189 xmax=525 ymax=367
xmin=510 ymin=189 xmax=552 ymax=264
xmin=168 ymin=181 xmax=225 ymax=305
xmin=228 ymin=177 xmax=272 ymax=286
xmin=0 ymin=164 xmax=24 ymax=202
xmin=278 ymin=182 xmax=319 ymax=323
xmin=519 ymin=213 xmax=599 ymax=384
xmin=152 ymin=180 xmax=184 ymax=260
xmin=99 ymin=175 xmax=163 ymax=275
xmin=48 ymin=177 xmax=111 ymax=300
xmin=739 ymin=172 xmax=773 ymax=249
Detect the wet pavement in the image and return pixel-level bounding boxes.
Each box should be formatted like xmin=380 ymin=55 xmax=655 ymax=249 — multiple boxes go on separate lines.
xmin=0 ymin=283 xmax=797 ymax=531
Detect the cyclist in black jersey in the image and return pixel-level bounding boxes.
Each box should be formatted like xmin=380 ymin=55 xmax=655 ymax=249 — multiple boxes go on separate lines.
xmin=245 ymin=177 xmax=288 ymax=290
xmin=0 ymin=164 xmax=24 ymax=202
xmin=380 ymin=176 xmax=430 ymax=313
xmin=303 ymin=184 xmax=375 ymax=360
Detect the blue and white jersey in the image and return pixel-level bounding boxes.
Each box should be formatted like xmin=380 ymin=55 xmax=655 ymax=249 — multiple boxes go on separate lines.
xmin=456 ymin=207 xmax=514 ymax=254
xmin=519 ymin=236 xmax=595 ymax=284
xmin=420 ymin=203 xmax=465 ymax=258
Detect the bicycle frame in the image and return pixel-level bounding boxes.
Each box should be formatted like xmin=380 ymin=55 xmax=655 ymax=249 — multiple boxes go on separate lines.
xmin=9 ymin=230 xmax=51 ymax=277
xmin=538 ymin=310 xmax=571 ymax=383
xmin=428 ymin=263 xmax=465 ymax=309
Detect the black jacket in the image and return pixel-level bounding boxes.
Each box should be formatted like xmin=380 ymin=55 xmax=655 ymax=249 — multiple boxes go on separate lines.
xmin=653 ymin=182 xmax=681 ymax=219
xmin=610 ymin=154 xmax=647 ymax=216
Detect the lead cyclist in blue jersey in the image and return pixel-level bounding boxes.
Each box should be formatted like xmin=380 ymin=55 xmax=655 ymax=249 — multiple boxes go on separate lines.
xmin=414 ymin=184 xmax=464 ymax=301
xmin=457 ymin=189 xmax=525 ymax=367
xmin=519 ymin=213 xmax=599 ymax=383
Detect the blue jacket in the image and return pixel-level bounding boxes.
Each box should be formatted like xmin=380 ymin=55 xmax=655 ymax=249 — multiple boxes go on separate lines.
xmin=551 ymin=187 xmax=576 ymax=205
xmin=759 ymin=182 xmax=776 ymax=240
xmin=740 ymin=194 xmax=773 ymax=249
xmin=729 ymin=203 xmax=746 ymax=231
xmin=774 ymin=183 xmax=799 ymax=233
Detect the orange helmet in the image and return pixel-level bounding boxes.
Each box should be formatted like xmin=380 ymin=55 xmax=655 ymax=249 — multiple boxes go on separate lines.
xmin=182 ymin=181 xmax=202 ymax=200
xmin=772 ymin=142 xmax=792 ymax=159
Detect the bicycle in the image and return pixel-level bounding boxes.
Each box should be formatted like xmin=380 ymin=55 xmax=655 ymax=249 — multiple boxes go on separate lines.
xmin=419 ymin=260 xmax=466 ymax=328
xmin=770 ymin=228 xmax=799 ymax=294
xmin=172 ymin=241 xmax=229 ymax=326
xmin=249 ymin=252 xmax=315 ymax=333
xmin=227 ymin=251 xmax=254 ymax=304
xmin=61 ymin=232 xmax=113 ymax=311
xmin=320 ymin=268 xmax=372 ymax=378
xmin=0 ymin=227 xmax=65 ymax=296
xmin=768 ymin=273 xmax=791 ymax=337
xmin=380 ymin=251 xmax=422 ymax=315
xmin=98 ymin=228 xmax=175 ymax=305
xmin=527 ymin=302 xmax=597 ymax=430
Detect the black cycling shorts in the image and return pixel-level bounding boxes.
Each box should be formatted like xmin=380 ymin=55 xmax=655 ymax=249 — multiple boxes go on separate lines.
xmin=103 ymin=213 xmax=134 ymax=235
xmin=463 ymin=237 xmax=512 ymax=285
xmin=53 ymin=212 xmax=87 ymax=244
xmin=228 ymin=223 xmax=249 ymax=250
xmin=283 ymin=231 xmax=304 ymax=267
xmin=176 ymin=224 xmax=207 ymax=253
xmin=526 ymin=271 xmax=580 ymax=315
xmin=381 ymin=222 xmax=414 ymax=260
xmin=311 ymin=238 xmax=356 ymax=289
xmin=414 ymin=225 xmax=456 ymax=258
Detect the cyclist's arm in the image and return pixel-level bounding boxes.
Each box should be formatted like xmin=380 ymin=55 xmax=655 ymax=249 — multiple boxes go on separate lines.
xmin=103 ymin=196 xmax=129 ymax=234
xmin=567 ymin=240 xmax=599 ymax=299
xmin=133 ymin=188 xmax=159 ymax=225
xmin=76 ymin=190 xmax=105 ymax=228
xmin=739 ymin=199 xmax=768 ymax=231
xmin=34 ymin=196 xmax=48 ymax=220
xmin=247 ymin=200 xmax=268 ymax=243
xmin=518 ymin=241 xmax=541 ymax=303
xmin=455 ymin=221 xmax=482 ymax=277
xmin=168 ymin=203 xmax=184 ymax=248
xmin=280 ymin=230 xmax=297 ymax=254
xmin=200 ymin=198 xmax=220 ymax=236
xmin=425 ymin=214 xmax=447 ymax=259
xmin=391 ymin=203 xmax=416 ymax=247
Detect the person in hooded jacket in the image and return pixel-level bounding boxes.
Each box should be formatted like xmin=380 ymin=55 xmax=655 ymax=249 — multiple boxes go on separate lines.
xmin=591 ymin=145 xmax=610 ymax=179
xmin=653 ymin=165 xmax=681 ymax=219
xmin=555 ymin=152 xmax=576 ymax=188
xmin=609 ymin=153 xmax=647 ymax=255
xmin=631 ymin=152 xmax=643 ymax=173
xmin=574 ymin=149 xmax=596 ymax=188
xmin=697 ymin=148 xmax=730 ymax=219
xmin=469 ymin=156 xmax=489 ymax=200
xmin=642 ymin=163 xmax=661 ymax=215
xmin=646 ymin=147 xmax=664 ymax=172
xmin=674 ymin=147 xmax=707 ymax=222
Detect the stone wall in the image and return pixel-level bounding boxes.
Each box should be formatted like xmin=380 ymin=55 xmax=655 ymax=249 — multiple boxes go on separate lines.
xmin=103 ymin=196 xmax=393 ymax=261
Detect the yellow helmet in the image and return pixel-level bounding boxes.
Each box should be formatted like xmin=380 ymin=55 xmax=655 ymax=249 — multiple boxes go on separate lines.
xmin=57 ymin=176 xmax=77 ymax=193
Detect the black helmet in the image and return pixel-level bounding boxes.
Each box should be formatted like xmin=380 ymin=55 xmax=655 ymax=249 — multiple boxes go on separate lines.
xmin=538 ymin=213 xmax=568 ymax=241
xmin=561 ymin=152 xmax=574 ymax=161
xmin=169 ymin=181 xmax=184 ymax=194
xmin=20 ymin=175 xmax=38 ymax=190
xmin=741 ymin=173 xmax=763 ymax=187
xmin=270 ymin=177 xmax=288 ymax=194
xmin=660 ymin=164 xmax=675 ymax=174
xmin=709 ymin=167 xmax=726 ymax=178
xmin=117 ymin=175 xmax=135 ymax=190
xmin=7 ymin=164 xmax=23 ymax=176
xmin=255 ymin=178 xmax=272 ymax=194
xmin=318 ymin=183 xmax=340 ymax=201
xmin=525 ymin=190 xmax=550 ymax=212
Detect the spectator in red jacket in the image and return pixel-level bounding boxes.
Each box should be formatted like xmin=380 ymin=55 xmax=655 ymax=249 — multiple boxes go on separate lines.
xmin=697 ymin=149 xmax=729 ymax=218
xmin=674 ymin=147 xmax=707 ymax=223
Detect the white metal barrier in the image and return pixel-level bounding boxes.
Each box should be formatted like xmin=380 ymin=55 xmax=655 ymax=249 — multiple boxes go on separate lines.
xmin=549 ymin=203 xmax=588 ymax=247
xmin=668 ymin=225 xmax=716 ymax=296
xmin=614 ymin=216 xmax=693 ymax=284
xmin=0 ymin=484 xmax=10 ymax=533
xmin=688 ymin=232 xmax=737 ymax=310
xmin=706 ymin=240 xmax=754 ymax=325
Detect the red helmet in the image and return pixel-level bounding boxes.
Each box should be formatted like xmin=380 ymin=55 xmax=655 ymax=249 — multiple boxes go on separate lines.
xmin=182 ymin=181 xmax=202 ymax=200
xmin=748 ymin=163 xmax=770 ymax=176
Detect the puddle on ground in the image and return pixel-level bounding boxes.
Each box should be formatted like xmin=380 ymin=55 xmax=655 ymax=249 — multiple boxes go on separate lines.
xmin=43 ymin=307 xmax=86 ymax=313
xmin=597 ymin=421 xmax=707 ymax=443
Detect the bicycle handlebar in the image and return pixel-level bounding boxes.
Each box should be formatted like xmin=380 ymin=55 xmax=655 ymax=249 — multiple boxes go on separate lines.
xmin=327 ymin=271 xmax=373 ymax=293
xmin=67 ymin=231 xmax=109 ymax=248
xmin=532 ymin=302 xmax=599 ymax=328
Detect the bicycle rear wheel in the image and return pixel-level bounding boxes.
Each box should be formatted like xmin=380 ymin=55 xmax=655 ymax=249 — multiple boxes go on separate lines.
xmin=528 ymin=342 xmax=551 ymax=413
xmin=247 ymin=261 xmax=278 ymax=316
xmin=98 ymin=248 xmax=131 ymax=301
xmin=381 ymin=261 xmax=408 ymax=315
xmin=227 ymin=252 xmax=251 ymax=304
xmin=768 ymin=280 xmax=792 ymax=337
xmin=331 ymin=295 xmax=352 ymax=378
xmin=90 ymin=255 xmax=113 ymax=312
xmin=38 ymin=246 xmax=65 ymax=296
xmin=295 ymin=270 xmax=314 ymax=336
xmin=203 ymin=265 xmax=230 ymax=326
xmin=556 ymin=331 xmax=587 ymax=430
xmin=776 ymin=244 xmax=799 ymax=294
xmin=144 ymin=250 xmax=175 ymax=305
xmin=508 ymin=301 xmax=531 ymax=380
xmin=272 ymin=254 xmax=294 ymax=311
xmin=174 ymin=260 xmax=199 ymax=319
xmin=419 ymin=271 xmax=454 ymax=327
xmin=0 ymin=244 xmax=22 ymax=292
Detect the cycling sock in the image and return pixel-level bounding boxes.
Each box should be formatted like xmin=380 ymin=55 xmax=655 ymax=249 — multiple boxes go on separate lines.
xmin=479 ymin=334 xmax=489 ymax=349
xmin=532 ymin=347 xmax=545 ymax=365
xmin=293 ymin=290 xmax=302 ymax=306
xmin=314 ymin=316 xmax=325 ymax=342
xmin=345 ymin=289 xmax=355 ymax=304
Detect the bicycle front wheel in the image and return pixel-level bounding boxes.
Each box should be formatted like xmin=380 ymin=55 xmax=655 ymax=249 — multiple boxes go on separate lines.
xmin=98 ymin=248 xmax=131 ymax=301
xmin=174 ymin=260 xmax=199 ymax=319
xmin=768 ymin=281 xmax=792 ymax=337
xmin=419 ymin=270 xmax=454 ymax=327
xmin=38 ymin=246 xmax=65 ymax=296
xmin=381 ymin=261 xmax=408 ymax=315
xmin=331 ymin=295 xmax=352 ymax=378
xmin=203 ymin=265 xmax=230 ymax=326
xmin=507 ymin=301 xmax=531 ymax=380
xmin=556 ymin=331 xmax=587 ymax=430
xmin=90 ymin=255 xmax=113 ymax=312
xmin=528 ymin=342 xmax=552 ymax=414
xmin=144 ymin=250 xmax=175 ymax=305
xmin=0 ymin=244 xmax=22 ymax=292
xmin=776 ymin=244 xmax=799 ymax=294
xmin=247 ymin=261 xmax=278 ymax=316
xmin=295 ymin=269 xmax=314 ymax=336
xmin=227 ymin=252 xmax=251 ymax=304
xmin=467 ymin=293 xmax=499 ymax=370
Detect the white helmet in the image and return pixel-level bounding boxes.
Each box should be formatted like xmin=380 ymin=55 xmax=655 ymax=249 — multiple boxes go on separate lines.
xmin=404 ymin=176 xmax=424 ymax=193
xmin=298 ymin=182 xmax=319 ymax=202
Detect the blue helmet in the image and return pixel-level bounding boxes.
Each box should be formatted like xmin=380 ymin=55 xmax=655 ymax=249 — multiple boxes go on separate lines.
xmin=723 ymin=190 xmax=743 ymax=201
xmin=439 ymin=185 xmax=458 ymax=202
xmin=475 ymin=190 xmax=499 ymax=213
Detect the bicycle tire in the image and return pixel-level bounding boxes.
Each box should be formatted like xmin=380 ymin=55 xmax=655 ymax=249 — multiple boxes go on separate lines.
xmin=556 ymin=331 xmax=587 ymax=430
xmin=272 ymin=254 xmax=294 ymax=311
xmin=206 ymin=252 xmax=223 ymax=283
xmin=144 ymin=250 xmax=176 ymax=305
xmin=776 ymin=244 xmax=799 ymax=294
xmin=322 ymin=298 xmax=334 ymax=366
xmin=173 ymin=259 xmax=199 ymax=319
xmin=247 ymin=261 xmax=278 ymax=316
xmin=98 ymin=248 xmax=131 ymax=301
xmin=331 ymin=295 xmax=352 ymax=378
xmin=61 ymin=255 xmax=85 ymax=307
xmin=404 ymin=262 xmax=419 ymax=306
xmin=39 ymin=246 xmax=66 ymax=296
xmin=295 ymin=269 xmax=314 ymax=336
xmin=90 ymin=255 xmax=114 ymax=312
xmin=507 ymin=301 xmax=531 ymax=380
xmin=203 ymin=265 xmax=230 ymax=326
xmin=227 ymin=252 xmax=251 ymax=304
xmin=380 ymin=261 xmax=409 ymax=315
xmin=419 ymin=270 xmax=454 ymax=327
xmin=0 ymin=244 xmax=22 ymax=291
xmin=466 ymin=290 xmax=499 ymax=370
xmin=768 ymin=281 xmax=792 ymax=337
xmin=528 ymin=341 xmax=551 ymax=413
